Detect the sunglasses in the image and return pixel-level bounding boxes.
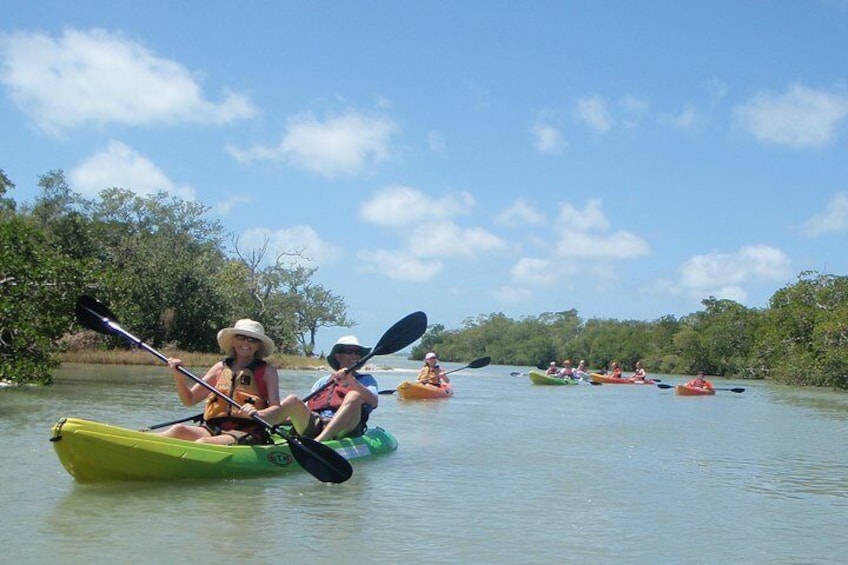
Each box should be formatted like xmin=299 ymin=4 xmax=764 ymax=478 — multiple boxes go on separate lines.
xmin=337 ymin=346 xmax=362 ymax=355
xmin=234 ymin=334 xmax=261 ymax=344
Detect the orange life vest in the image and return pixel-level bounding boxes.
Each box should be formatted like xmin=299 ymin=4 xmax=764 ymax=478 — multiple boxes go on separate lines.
xmin=417 ymin=365 xmax=442 ymax=386
xmin=203 ymin=359 xmax=268 ymax=424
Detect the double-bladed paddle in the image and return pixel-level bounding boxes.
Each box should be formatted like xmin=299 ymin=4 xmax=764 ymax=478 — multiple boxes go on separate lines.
xmin=75 ymin=295 xmax=354 ymax=483
xmin=378 ymin=355 xmax=492 ymax=395
xmin=656 ymin=383 xmax=746 ymax=393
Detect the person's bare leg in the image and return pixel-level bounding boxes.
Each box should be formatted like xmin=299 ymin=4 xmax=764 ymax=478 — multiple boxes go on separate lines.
xmin=314 ymin=392 xmax=364 ymax=442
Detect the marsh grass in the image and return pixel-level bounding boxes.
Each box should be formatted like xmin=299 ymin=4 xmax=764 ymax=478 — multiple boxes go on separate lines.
xmin=58 ymin=349 xmax=327 ymax=371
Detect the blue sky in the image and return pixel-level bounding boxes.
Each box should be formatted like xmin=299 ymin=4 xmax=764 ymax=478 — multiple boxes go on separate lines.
xmin=3 ymin=2 xmax=848 ymax=355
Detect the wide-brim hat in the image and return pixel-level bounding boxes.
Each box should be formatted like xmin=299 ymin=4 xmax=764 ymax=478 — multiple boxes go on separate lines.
xmin=217 ymin=319 xmax=275 ymax=359
xmin=328 ymin=335 xmax=372 ymax=370
xmin=425 ymin=352 xmax=437 ymax=360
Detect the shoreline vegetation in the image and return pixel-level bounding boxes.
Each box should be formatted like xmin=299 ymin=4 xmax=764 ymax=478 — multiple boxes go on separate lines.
xmin=58 ymin=349 xmax=328 ymax=371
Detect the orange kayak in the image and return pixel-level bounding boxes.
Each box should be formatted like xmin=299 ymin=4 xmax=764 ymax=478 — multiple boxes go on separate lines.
xmin=590 ymin=373 xmax=657 ymax=385
xmin=675 ymin=384 xmax=716 ymax=396
xmin=396 ymin=380 xmax=454 ymax=400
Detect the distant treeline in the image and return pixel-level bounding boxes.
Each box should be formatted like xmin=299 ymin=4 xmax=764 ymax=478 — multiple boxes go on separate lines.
xmin=410 ymin=272 xmax=848 ymax=390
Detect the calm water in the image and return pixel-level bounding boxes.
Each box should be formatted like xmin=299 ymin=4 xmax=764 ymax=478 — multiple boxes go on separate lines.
xmin=2 ymin=357 xmax=847 ymax=564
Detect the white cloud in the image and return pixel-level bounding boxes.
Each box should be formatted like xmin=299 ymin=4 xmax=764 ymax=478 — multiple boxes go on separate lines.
xmin=356 ymin=186 xmax=505 ymax=280
xmin=678 ymin=244 xmax=792 ymax=299
xmin=408 ymin=221 xmax=505 ymax=259
xmin=238 ymin=225 xmax=341 ymax=267
xmin=556 ymin=230 xmax=650 ymax=259
xmin=803 ymin=192 xmax=848 ymax=237
xmin=532 ymin=122 xmax=565 ymax=154
xmin=227 ymin=110 xmax=398 ymax=177
xmin=511 ymin=257 xmax=557 ymax=286
xmin=553 ymin=200 xmax=649 ymax=260
xmin=360 ymin=185 xmax=474 ymax=227
xmin=574 ymin=96 xmax=612 ymax=133
xmin=70 ymin=140 xmax=194 ymax=200
xmin=556 ymin=200 xmax=609 ymax=232
xmin=0 ymin=28 xmax=255 ymax=134
xmin=659 ymin=105 xmax=700 ymax=130
xmin=734 ymin=83 xmax=848 ymax=148
xmin=357 ymin=249 xmax=443 ymax=281
xmin=496 ymin=199 xmax=546 ymax=227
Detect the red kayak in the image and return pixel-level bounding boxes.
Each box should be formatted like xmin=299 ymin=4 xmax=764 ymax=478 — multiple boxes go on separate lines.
xmin=675 ymin=384 xmax=716 ymax=396
xmin=590 ymin=372 xmax=657 ymax=385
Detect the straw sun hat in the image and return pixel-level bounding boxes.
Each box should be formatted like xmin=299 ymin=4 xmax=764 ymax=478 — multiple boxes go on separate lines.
xmin=217 ymin=319 xmax=275 ymax=359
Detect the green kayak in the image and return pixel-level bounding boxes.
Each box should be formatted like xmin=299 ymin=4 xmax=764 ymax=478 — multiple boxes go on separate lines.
xmin=50 ymin=417 xmax=398 ymax=483
xmin=528 ymin=370 xmax=580 ymax=385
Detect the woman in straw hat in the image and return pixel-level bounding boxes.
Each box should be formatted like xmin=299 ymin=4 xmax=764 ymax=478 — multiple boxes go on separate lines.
xmin=157 ymin=319 xmax=281 ymax=444
xmin=273 ymin=335 xmax=378 ymax=443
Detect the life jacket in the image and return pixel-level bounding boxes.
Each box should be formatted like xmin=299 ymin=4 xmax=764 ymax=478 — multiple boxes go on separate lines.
xmin=203 ymin=359 xmax=268 ymax=424
xmin=417 ymin=365 xmax=442 ymax=386
xmin=307 ymin=374 xmax=367 ymax=414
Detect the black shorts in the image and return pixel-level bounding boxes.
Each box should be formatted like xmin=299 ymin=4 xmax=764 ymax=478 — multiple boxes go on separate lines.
xmin=202 ymin=419 xmax=270 ymax=445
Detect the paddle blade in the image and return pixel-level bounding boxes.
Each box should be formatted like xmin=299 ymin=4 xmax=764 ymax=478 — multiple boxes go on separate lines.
xmin=285 ymin=434 xmax=353 ymax=483
xmin=656 ymin=383 xmax=674 ymax=389
xmin=372 ymin=311 xmax=428 ymax=356
xmin=345 ymin=311 xmax=427 ymax=374
xmin=75 ymin=295 xmax=119 ymax=334
xmin=467 ymin=356 xmax=491 ymax=369
xmin=378 ymin=389 xmax=396 ymax=395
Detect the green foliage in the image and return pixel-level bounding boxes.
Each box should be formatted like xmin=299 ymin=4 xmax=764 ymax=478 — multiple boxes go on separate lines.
xmin=2 ymin=169 xmax=354 ymax=384
xmin=0 ymin=216 xmax=88 ymax=384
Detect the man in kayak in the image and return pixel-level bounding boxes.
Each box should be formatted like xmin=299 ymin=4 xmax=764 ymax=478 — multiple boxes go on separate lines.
xmin=545 ymin=361 xmax=559 ymax=375
xmin=275 ymin=336 xmax=379 ymax=442
xmin=686 ymin=372 xmax=714 ymax=391
xmin=417 ymin=352 xmax=450 ymax=387
xmin=157 ymin=319 xmax=281 ymax=444
xmin=631 ymin=361 xmax=647 ymax=382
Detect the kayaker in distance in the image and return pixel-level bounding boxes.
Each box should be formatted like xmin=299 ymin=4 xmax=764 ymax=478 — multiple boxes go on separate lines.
xmin=156 ymin=319 xmax=281 ymax=445
xmin=686 ymin=372 xmax=714 ymax=391
xmin=575 ymin=359 xmax=589 ymax=380
xmin=273 ymin=336 xmax=379 ymax=442
xmin=545 ymin=361 xmax=559 ymax=375
xmin=608 ymin=362 xmax=622 ymax=379
xmin=417 ymin=352 xmax=450 ymax=387
xmin=557 ymin=359 xmax=575 ymax=379
xmin=631 ymin=361 xmax=647 ymax=382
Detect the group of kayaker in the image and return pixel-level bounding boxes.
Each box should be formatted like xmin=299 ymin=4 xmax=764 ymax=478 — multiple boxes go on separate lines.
xmin=545 ymin=359 xmax=589 ymax=380
xmin=156 ymin=319 xmax=378 ymax=446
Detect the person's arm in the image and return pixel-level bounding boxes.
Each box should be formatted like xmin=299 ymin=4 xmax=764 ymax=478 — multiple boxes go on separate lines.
xmin=169 ymin=358 xmax=221 ymax=406
xmin=249 ymin=365 xmax=281 ymax=421
xmin=349 ymin=372 xmax=378 ymax=408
